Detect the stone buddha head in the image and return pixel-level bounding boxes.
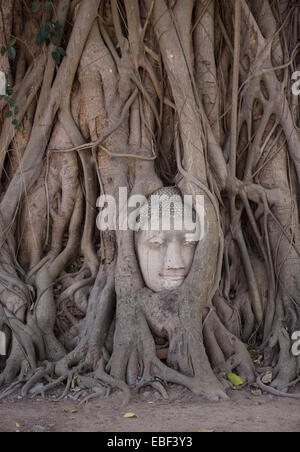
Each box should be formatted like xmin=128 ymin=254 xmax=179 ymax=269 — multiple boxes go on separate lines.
xmin=135 ymin=187 xmax=199 ymax=293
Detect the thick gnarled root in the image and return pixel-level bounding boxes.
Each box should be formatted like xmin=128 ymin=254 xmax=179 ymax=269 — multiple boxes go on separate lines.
xmin=263 ymin=327 xmax=299 ymax=393
xmin=203 ymin=311 xmax=256 ymax=385
xmin=107 ymin=314 xmax=229 ymax=402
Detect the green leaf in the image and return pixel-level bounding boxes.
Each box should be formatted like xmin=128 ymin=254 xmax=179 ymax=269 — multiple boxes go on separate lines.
xmin=62 ymin=5 xmax=68 ymax=12
xmin=32 ymin=1 xmax=40 ymax=12
xmin=14 ymin=105 xmax=19 ymax=115
xmin=1 ymin=46 xmax=6 ymax=56
xmin=51 ymin=51 xmax=61 ymax=64
xmin=45 ymin=1 xmax=52 ymax=12
xmin=57 ymin=46 xmax=66 ymax=57
xmin=45 ymin=22 xmax=52 ymax=33
xmin=53 ymin=21 xmax=62 ymax=37
xmin=227 ymin=373 xmax=244 ymax=387
xmin=71 ymin=376 xmax=77 ymax=390
xmin=7 ymin=46 xmax=16 ymax=60
xmin=12 ymin=119 xmax=19 ymax=126
xmin=9 ymin=37 xmax=16 ymax=46
xmin=6 ymin=110 xmax=13 ymax=118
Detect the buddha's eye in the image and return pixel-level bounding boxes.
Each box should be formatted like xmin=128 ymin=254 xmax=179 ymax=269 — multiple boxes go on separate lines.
xmin=148 ymin=240 xmax=165 ymax=249
xmin=184 ymin=239 xmax=197 ymax=247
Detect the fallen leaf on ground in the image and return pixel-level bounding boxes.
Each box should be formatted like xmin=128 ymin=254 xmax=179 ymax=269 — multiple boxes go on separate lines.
xmin=123 ymin=412 xmax=138 ymax=419
xmin=261 ymin=371 xmax=273 ymax=385
xmin=197 ymin=428 xmax=214 ymax=433
xmin=64 ymin=408 xmax=78 ymax=414
xmin=249 ymin=349 xmax=263 ymax=364
xmin=251 ymin=389 xmax=262 ymax=397
xmin=227 ymin=373 xmax=244 ymax=386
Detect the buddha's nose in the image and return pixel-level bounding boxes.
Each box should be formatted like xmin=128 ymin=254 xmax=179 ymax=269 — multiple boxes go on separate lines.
xmin=165 ymin=242 xmax=185 ymax=270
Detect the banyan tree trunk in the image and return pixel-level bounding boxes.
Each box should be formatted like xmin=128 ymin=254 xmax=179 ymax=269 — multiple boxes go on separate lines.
xmin=0 ymin=0 xmax=299 ymax=402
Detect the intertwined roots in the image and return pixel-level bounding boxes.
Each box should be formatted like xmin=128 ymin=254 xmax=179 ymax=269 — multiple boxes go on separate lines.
xmin=0 ymin=0 xmax=300 ymax=403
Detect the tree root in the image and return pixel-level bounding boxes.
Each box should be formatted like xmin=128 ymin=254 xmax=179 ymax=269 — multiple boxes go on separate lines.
xmin=263 ymin=327 xmax=299 ymax=393
xmin=136 ymin=379 xmax=169 ymax=400
xmin=203 ymin=311 xmax=256 ymax=384
xmin=36 ymin=375 xmax=68 ymax=399
xmin=256 ymin=374 xmax=300 ymax=399
xmin=95 ymin=359 xmax=131 ymax=409
xmin=21 ymin=362 xmax=54 ymax=397
xmin=78 ymin=389 xmax=107 ymax=406
xmin=0 ymin=381 xmax=23 ymax=400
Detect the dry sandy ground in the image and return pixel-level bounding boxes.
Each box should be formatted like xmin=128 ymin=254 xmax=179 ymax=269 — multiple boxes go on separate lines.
xmin=0 ymin=385 xmax=299 ymax=433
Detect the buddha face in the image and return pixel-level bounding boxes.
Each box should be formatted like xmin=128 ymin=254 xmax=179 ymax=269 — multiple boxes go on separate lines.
xmin=135 ymin=187 xmax=199 ymax=292
xmin=135 ymin=227 xmax=197 ymax=292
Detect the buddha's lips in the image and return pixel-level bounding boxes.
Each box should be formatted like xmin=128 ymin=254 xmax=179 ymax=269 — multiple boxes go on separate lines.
xmin=160 ymin=274 xmax=185 ymax=281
